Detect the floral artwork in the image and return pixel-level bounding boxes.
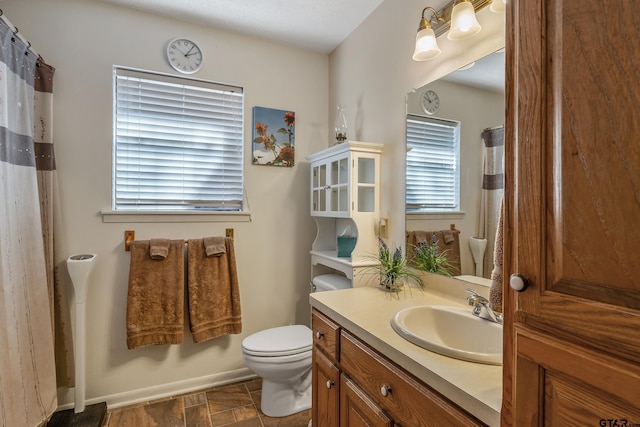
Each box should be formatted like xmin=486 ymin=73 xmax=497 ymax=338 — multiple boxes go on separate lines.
xmin=252 ymin=106 xmax=295 ymax=167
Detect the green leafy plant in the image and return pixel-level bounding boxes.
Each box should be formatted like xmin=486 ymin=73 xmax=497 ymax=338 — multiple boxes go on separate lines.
xmin=373 ymin=238 xmax=423 ymax=292
xmin=412 ymin=236 xmax=454 ymax=277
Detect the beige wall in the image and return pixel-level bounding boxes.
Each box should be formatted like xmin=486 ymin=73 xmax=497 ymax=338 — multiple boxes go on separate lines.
xmin=3 ymin=0 xmax=328 ymax=408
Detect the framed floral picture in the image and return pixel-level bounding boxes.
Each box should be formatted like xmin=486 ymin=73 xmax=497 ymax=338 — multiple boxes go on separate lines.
xmin=252 ymin=106 xmax=295 ymax=167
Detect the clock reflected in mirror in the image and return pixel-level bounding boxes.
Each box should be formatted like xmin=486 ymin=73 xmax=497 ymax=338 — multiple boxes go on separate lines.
xmin=421 ymin=89 xmax=440 ymax=115
xmin=166 ymin=38 xmax=203 ymax=74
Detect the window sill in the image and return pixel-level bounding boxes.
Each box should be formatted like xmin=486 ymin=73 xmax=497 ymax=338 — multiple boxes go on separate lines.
xmin=406 ymin=211 xmax=466 ymax=221
xmin=101 ymin=209 xmax=252 ymax=223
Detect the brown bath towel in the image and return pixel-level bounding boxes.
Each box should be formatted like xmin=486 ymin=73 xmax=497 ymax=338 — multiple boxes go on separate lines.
xmin=126 ymin=239 xmax=185 ymax=349
xmin=187 ymin=238 xmax=242 ymax=343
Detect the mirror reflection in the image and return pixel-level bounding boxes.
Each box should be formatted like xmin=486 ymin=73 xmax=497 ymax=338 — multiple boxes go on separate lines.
xmin=405 ymin=50 xmax=505 ymax=284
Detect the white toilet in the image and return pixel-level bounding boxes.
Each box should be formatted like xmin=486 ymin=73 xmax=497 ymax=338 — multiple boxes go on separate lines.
xmin=241 ymin=274 xmax=351 ymax=417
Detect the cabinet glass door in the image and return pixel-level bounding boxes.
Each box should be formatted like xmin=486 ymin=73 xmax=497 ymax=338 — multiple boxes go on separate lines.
xmin=330 ymin=158 xmax=349 ymax=212
xmin=357 ymin=157 xmax=375 ymax=212
xmin=312 ymin=164 xmax=327 ymax=212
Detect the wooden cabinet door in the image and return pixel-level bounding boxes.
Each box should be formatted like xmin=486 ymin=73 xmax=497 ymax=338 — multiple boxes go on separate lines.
xmin=313 ymin=347 xmax=340 ymax=427
xmin=505 ymin=0 xmax=640 ymax=425
xmin=340 ymin=375 xmax=393 ymax=427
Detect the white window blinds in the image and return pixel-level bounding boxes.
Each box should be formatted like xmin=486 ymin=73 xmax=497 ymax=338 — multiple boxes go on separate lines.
xmin=406 ymin=114 xmax=460 ymax=212
xmin=113 ymin=67 xmax=244 ymax=211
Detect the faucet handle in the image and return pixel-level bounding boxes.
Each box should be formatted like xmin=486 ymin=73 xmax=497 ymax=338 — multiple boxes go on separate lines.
xmin=465 ymin=288 xmax=480 ymax=297
xmin=465 ymin=288 xmax=488 ymax=305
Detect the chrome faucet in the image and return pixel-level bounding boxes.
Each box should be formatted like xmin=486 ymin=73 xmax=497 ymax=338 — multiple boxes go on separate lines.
xmin=466 ymin=289 xmax=503 ymax=325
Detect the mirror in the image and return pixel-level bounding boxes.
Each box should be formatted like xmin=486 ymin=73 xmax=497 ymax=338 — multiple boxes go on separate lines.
xmin=405 ymin=50 xmax=505 ymax=284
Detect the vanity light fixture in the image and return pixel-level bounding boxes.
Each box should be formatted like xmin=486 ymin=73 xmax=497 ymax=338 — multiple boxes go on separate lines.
xmin=490 ymin=0 xmax=506 ymax=13
xmin=448 ymin=0 xmax=482 ymax=40
xmin=412 ymin=7 xmax=444 ymax=61
xmin=412 ymin=0 xmax=493 ymax=61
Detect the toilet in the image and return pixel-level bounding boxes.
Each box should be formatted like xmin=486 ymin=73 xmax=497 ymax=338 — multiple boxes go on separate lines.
xmin=241 ymin=274 xmax=351 ymax=417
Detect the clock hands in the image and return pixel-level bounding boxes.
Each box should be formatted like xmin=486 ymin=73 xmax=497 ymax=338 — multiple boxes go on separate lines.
xmin=184 ymin=45 xmax=195 ymax=57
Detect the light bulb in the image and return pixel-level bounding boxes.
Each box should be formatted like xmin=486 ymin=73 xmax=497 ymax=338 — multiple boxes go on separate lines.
xmin=413 ymin=27 xmax=441 ymax=61
xmin=448 ymin=1 xmax=482 ymax=40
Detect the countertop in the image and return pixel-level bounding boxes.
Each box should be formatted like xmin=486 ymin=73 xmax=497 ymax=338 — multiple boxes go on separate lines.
xmin=309 ymin=279 xmax=502 ymax=427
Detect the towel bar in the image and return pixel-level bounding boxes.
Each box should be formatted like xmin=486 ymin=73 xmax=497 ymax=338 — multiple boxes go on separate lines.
xmin=124 ymin=228 xmax=234 ymax=251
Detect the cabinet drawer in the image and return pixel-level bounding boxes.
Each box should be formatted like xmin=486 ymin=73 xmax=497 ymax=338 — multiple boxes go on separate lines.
xmin=340 ymin=331 xmax=486 ymax=427
xmin=312 ymin=309 xmax=341 ymax=362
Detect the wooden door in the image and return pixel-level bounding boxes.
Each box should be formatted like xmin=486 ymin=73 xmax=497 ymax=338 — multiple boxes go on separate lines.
xmin=504 ymin=0 xmax=640 ymax=425
xmin=313 ymin=347 xmax=340 ymax=427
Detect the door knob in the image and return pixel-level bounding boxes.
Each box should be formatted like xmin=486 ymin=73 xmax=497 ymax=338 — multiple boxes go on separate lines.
xmin=326 ymin=380 xmax=335 ymax=389
xmin=380 ymin=384 xmax=392 ymax=397
xmin=509 ymin=274 xmax=529 ymax=292
xmin=315 ymin=331 xmax=324 ymax=339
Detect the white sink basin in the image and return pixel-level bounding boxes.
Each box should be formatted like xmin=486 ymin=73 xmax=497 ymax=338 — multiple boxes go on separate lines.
xmin=390 ymin=305 xmax=503 ymax=365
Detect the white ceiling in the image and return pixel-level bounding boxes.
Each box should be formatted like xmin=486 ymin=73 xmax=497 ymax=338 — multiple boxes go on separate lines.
xmin=99 ymin=0 xmax=386 ymax=53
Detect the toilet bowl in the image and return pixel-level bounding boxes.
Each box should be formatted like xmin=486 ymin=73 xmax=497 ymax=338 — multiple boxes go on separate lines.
xmin=241 ymin=273 xmax=350 ymax=417
xmin=242 ymin=325 xmax=313 ymax=417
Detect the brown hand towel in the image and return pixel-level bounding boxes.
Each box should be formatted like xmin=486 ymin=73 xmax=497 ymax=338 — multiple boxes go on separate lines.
xmin=442 ymin=230 xmax=455 ymax=244
xmin=203 ymin=236 xmax=226 ymax=257
xmin=489 ymin=199 xmax=504 ymax=313
xmin=413 ymin=230 xmax=428 ymax=244
xmin=126 ymin=239 xmax=185 ymax=349
xmin=188 ymin=238 xmax=242 ymax=343
xmin=150 ymin=238 xmax=170 ymax=259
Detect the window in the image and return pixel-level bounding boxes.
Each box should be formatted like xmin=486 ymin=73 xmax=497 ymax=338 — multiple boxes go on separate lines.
xmin=406 ymin=115 xmax=460 ymax=212
xmin=113 ymin=67 xmax=244 ymax=211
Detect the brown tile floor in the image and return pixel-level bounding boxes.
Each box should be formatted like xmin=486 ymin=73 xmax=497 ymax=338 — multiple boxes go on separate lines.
xmin=102 ymin=378 xmax=311 ymax=427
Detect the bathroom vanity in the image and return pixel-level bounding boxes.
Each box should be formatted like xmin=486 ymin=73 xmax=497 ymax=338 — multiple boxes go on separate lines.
xmin=310 ymin=284 xmax=501 ymax=427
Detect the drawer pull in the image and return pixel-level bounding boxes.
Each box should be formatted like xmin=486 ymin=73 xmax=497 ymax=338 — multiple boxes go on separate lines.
xmin=315 ymin=331 xmax=324 ymax=339
xmin=380 ymin=384 xmax=392 ymax=397
xmin=326 ymin=380 xmax=335 ymax=389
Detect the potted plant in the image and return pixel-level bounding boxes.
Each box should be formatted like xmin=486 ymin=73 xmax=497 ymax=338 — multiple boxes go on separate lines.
xmin=373 ymin=238 xmax=424 ymax=293
xmin=411 ymin=236 xmax=454 ymax=277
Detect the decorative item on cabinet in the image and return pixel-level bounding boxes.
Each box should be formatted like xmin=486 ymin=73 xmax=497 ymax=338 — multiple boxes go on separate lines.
xmin=366 ymin=238 xmax=423 ymax=294
xmin=334 ymin=105 xmax=348 ymax=144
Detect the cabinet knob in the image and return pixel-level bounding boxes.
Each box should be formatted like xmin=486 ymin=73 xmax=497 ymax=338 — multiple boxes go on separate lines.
xmin=326 ymin=380 xmax=335 ymax=389
xmin=380 ymin=384 xmax=392 ymax=397
xmin=315 ymin=331 xmax=324 ymax=339
xmin=509 ymin=274 xmax=529 ymax=292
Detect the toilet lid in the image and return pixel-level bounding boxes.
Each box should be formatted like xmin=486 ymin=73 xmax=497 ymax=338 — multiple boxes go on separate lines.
xmin=242 ymin=325 xmax=312 ymax=357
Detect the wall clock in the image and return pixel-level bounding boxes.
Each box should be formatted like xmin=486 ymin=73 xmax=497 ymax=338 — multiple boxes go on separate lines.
xmin=421 ymin=89 xmax=440 ymax=115
xmin=166 ymin=38 xmax=203 ymax=74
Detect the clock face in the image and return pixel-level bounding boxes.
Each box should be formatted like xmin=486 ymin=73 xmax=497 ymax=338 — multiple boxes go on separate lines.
xmin=167 ymin=38 xmax=203 ymax=74
xmin=422 ymin=90 xmax=440 ymax=115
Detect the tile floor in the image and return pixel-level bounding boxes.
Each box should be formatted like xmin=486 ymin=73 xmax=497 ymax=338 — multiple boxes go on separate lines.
xmin=102 ymin=378 xmax=312 ymax=427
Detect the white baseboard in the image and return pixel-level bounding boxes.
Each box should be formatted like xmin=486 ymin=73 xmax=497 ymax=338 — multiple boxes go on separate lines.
xmin=57 ymin=368 xmax=256 ymax=411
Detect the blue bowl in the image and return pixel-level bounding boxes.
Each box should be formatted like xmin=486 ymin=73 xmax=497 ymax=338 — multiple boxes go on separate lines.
xmin=337 ymin=237 xmax=357 ymax=257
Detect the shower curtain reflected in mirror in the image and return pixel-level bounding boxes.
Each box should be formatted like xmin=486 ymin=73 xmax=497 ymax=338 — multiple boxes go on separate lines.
xmin=0 ymin=18 xmax=58 ymax=426
xmin=478 ymin=126 xmax=504 ymax=278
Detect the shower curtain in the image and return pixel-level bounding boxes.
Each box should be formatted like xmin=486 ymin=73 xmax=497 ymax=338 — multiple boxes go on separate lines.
xmin=0 ymin=18 xmax=58 ymax=426
xmin=478 ymin=126 xmax=504 ymax=278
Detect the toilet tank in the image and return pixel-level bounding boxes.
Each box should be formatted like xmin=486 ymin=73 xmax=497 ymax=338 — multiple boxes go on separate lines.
xmin=311 ymin=274 xmax=351 ymax=292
